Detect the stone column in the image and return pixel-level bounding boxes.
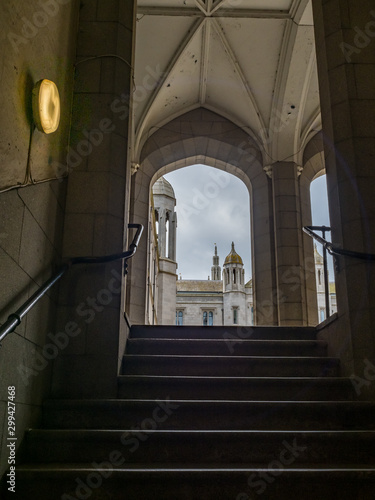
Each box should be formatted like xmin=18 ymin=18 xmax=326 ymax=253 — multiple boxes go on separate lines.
xmin=313 ymin=0 xmax=375 ymax=387
xmin=158 ymin=208 xmax=167 ymax=258
xmin=169 ymin=212 xmax=177 ymax=262
xmin=272 ymin=162 xmax=306 ymax=326
xmin=251 ymin=172 xmax=278 ymax=326
xmin=53 ymin=0 xmax=136 ymax=398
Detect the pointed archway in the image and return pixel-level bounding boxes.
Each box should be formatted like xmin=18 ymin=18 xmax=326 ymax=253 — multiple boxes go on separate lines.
xmin=126 ymin=108 xmax=277 ymax=326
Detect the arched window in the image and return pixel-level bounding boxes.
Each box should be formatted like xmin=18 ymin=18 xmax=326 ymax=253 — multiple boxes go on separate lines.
xmin=233 ymin=269 xmax=236 ymax=284
xmin=154 ymin=209 xmax=159 ymax=235
xmin=176 ymin=310 xmax=183 ymax=326
xmin=165 ymin=211 xmax=170 ymax=258
xmin=203 ymin=310 xmax=213 ymax=326
xmin=203 ymin=311 xmax=208 ymax=326
xmin=318 ymin=269 xmax=322 ymax=285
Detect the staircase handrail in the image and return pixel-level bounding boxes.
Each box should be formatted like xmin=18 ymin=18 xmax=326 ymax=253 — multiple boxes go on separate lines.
xmin=303 ymin=226 xmax=375 ymax=261
xmin=303 ymin=225 xmax=375 ymax=321
xmin=0 ymin=223 xmax=143 ymax=344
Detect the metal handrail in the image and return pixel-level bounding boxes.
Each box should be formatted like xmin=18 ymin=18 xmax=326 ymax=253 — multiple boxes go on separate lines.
xmin=303 ymin=225 xmax=375 ymax=321
xmin=303 ymin=225 xmax=332 ymax=318
xmin=303 ymin=226 xmax=375 ymax=261
xmin=0 ymin=223 xmax=143 ymax=343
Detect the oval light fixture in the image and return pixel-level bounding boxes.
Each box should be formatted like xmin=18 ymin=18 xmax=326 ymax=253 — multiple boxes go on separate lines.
xmin=32 ymin=79 xmax=61 ymax=134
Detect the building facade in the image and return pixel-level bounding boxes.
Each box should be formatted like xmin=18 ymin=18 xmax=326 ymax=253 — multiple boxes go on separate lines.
xmin=314 ymin=245 xmax=337 ymax=322
xmin=176 ymin=244 xmax=254 ymax=327
xmin=175 ymin=242 xmax=335 ymax=327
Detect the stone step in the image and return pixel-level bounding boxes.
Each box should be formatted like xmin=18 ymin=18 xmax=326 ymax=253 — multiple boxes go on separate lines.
xmin=130 ymin=325 xmax=318 ymax=340
xmin=117 ymin=375 xmax=354 ymax=401
xmin=121 ymin=355 xmax=340 ymax=377
xmin=7 ymin=465 xmax=375 ymax=499
xmin=125 ymin=338 xmax=328 ymax=356
xmin=42 ymin=400 xmax=375 ymax=430
xmin=25 ymin=429 xmax=375 ymax=464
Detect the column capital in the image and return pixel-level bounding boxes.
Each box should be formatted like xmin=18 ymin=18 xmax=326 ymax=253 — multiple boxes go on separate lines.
xmin=263 ymin=165 xmax=273 ymax=178
xmin=131 ymin=163 xmax=140 ymax=175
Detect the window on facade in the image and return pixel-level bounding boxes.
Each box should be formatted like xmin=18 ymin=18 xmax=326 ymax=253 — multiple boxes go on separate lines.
xmin=320 ymin=308 xmax=325 ymax=322
xmin=318 ymin=269 xmax=321 ymax=285
xmin=165 ymin=212 xmax=169 ymax=257
xmin=176 ymin=310 xmax=183 ymax=326
xmin=233 ymin=269 xmax=236 ymax=284
xmin=154 ymin=209 xmax=159 ymax=235
xmin=233 ymin=308 xmax=238 ymax=324
xmin=203 ymin=311 xmax=213 ymax=326
xmin=203 ymin=311 xmax=208 ymax=326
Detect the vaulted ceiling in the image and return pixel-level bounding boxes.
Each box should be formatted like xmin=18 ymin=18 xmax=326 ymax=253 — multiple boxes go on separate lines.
xmin=133 ymin=0 xmax=320 ymax=168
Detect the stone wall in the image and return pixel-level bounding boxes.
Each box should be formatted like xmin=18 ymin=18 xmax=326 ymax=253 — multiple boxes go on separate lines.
xmin=0 ymin=0 xmax=79 ymax=480
xmin=0 ymin=180 xmax=67 ymax=479
xmin=0 ymin=0 xmax=78 ymax=189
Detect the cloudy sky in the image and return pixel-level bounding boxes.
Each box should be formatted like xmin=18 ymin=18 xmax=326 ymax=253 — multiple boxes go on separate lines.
xmin=165 ymin=165 xmax=331 ymax=282
xmin=165 ymin=165 xmax=251 ymax=281
xmin=310 ymin=174 xmax=335 ymax=275
xmin=310 ymin=174 xmax=330 ymax=226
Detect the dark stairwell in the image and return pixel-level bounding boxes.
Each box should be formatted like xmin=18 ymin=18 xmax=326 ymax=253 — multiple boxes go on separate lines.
xmin=4 ymin=325 xmax=375 ymax=499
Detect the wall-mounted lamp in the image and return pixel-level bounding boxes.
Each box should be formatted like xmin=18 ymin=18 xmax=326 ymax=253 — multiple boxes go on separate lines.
xmin=32 ymin=79 xmax=60 ymax=134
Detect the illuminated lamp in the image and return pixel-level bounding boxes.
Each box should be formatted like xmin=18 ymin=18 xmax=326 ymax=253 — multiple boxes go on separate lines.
xmin=32 ymin=79 xmax=61 ymax=134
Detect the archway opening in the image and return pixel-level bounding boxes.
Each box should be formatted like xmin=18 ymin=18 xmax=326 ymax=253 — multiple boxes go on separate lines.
xmin=310 ymin=173 xmax=337 ymax=322
xmin=148 ymin=163 xmax=253 ymax=326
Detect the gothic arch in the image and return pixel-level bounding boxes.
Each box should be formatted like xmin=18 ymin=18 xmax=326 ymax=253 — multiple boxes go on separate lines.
xmin=127 ymin=108 xmax=277 ymax=325
xmin=299 ymin=131 xmax=326 ymax=324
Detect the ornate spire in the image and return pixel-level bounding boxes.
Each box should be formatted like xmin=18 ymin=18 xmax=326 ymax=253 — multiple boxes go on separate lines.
xmin=211 ymin=243 xmax=221 ymax=280
xmin=224 ymin=242 xmax=243 ymax=266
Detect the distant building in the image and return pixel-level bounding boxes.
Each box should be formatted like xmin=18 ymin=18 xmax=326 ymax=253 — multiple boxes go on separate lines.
xmin=146 ymin=177 xmax=178 ymax=325
xmin=149 ymin=177 xmax=336 ymax=326
xmin=176 ymin=243 xmax=254 ymax=327
xmin=314 ymin=245 xmax=337 ymax=322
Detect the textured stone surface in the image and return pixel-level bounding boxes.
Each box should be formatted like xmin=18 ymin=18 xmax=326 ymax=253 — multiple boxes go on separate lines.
xmin=0 ymin=181 xmax=67 ymax=480
xmin=0 ymin=1 xmax=78 ymax=189
xmin=5 ymin=324 xmax=375 ymax=499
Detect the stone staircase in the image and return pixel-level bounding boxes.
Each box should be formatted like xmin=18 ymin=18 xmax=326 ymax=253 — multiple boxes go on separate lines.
xmin=5 ymin=325 xmax=375 ymax=499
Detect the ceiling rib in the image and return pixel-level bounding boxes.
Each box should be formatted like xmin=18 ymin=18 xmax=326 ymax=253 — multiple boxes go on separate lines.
xmin=211 ymin=19 xmax=266 ymax=138
xmin=194 ymin=0 xmax=208 ymax=15
xmin=199 ymin=20 xmax=211 ymax=105
xmin=210 ymin=0 xmax=227 ymax=15
xmin=137 ymin=7 xmax=202 ymax=16
xmin=290 ymin=0 xmax=310 ymax=23
xmin=137 ymin=6 xmax=291 ymax=19
xmin=135 ymin=18 xmax=205 ymax=153
xmin=268 ymin=19 xmax=297 ymax=162
xmin=294 ymin=47 xmax=316 ymax=157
